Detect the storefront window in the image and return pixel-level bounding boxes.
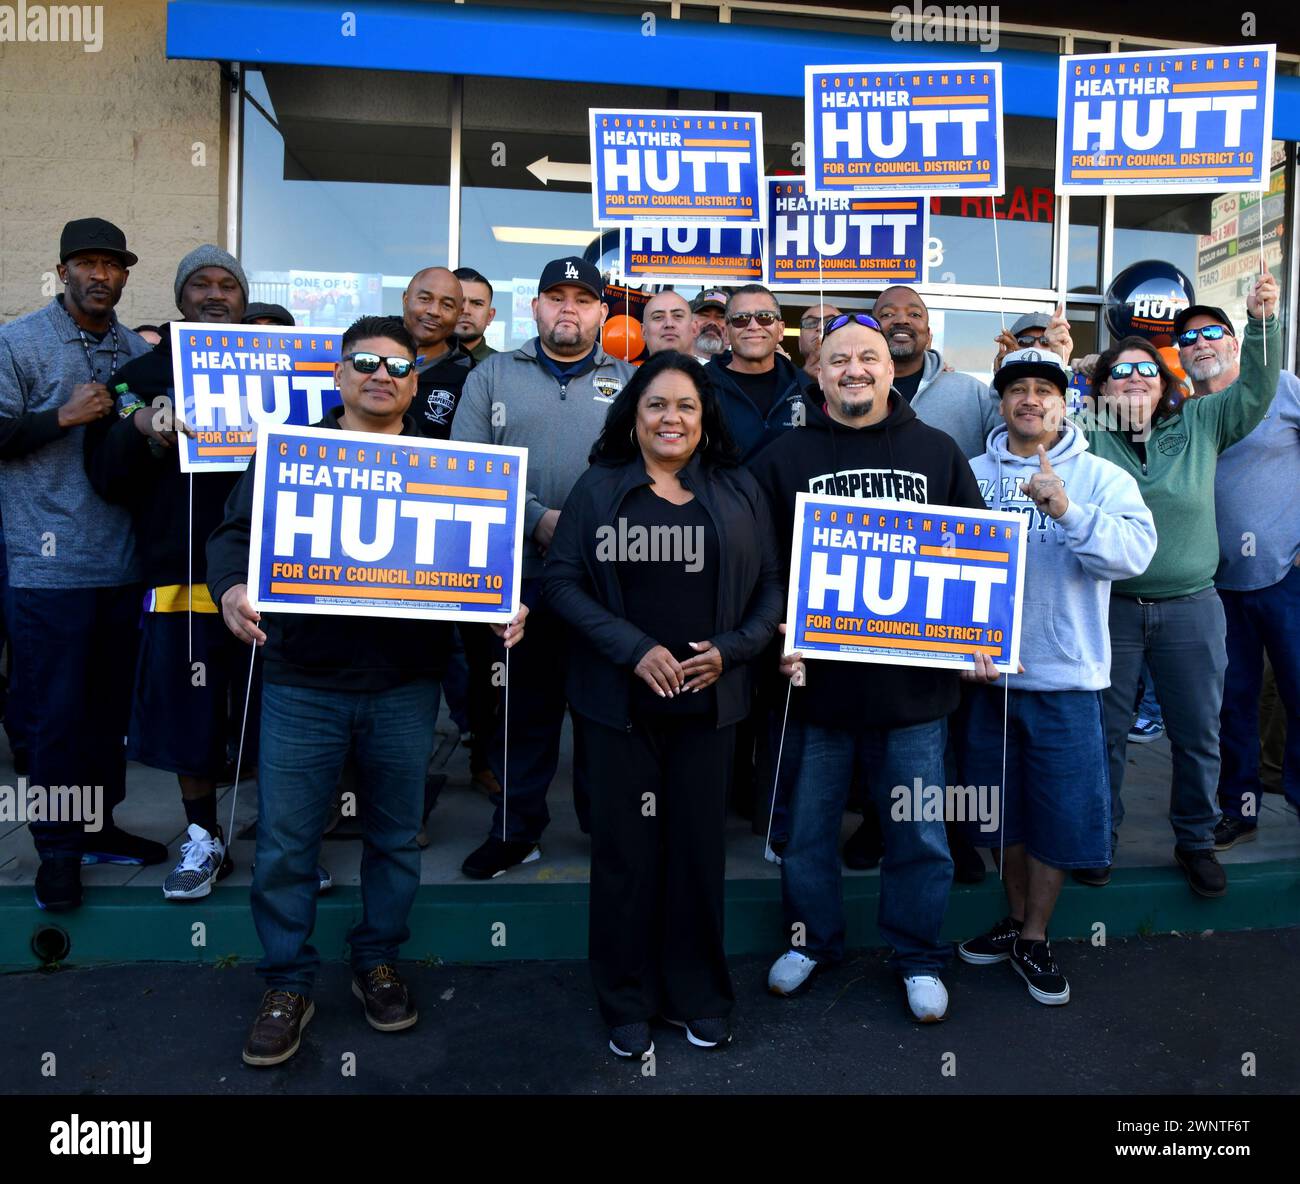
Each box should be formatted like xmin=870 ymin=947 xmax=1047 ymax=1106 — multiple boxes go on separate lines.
xmin=240 ymin=68 xmax=451 ymax=323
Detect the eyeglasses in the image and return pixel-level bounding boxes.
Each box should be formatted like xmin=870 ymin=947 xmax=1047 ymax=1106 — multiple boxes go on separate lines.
xmin=1108 ymin=361 xmax=1160 ymax=380
xmin=343 ymin=352 xmax=414 ymax=378
xmin=799 ymin=317 xmax=825 ymax=330
xmin=1177 ymin=325 xmax=1228 ymax=346
xmin=726 ymin=310 xmax=780 ymax=328
xmin=822 ymin=313 xmax=883 ymax=336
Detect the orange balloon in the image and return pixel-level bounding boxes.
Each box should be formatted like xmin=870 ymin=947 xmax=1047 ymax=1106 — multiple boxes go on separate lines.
xmin=1158 ymin=345 xmax=1193 ymax=397
xmin=602 ymin=314 xmax=645 ymax=362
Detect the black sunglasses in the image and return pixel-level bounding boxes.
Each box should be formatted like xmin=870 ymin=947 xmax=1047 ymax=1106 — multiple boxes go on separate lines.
xmin=1108 ymin=360 xmax=1160 ymax=380
xmin=1177 ymin=325 xmax=1229 ymax=346
xmin=344 ymin=351 xmax=414 ymax=378
xmin=1016 ymin=332 xmax=1049 ymax=346
xmin=822 ymin=312 xmax=883 ymax=336
xmin=727 ymin=310 xmax=781 ymax=327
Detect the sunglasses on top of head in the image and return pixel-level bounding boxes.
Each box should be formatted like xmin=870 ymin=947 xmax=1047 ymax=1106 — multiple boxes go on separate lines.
xmin=1177 ymin=325 xmax=1228 ymax=347
xmin=726 ymin=310 xmax=781 ymax=328
xmin=1108 ymin=360 xmax=1160 ymax=380
xmin=343 ymin=352 xmax=414 ymax=378
xmin=822 ymin=312 xmax=883 ymax=336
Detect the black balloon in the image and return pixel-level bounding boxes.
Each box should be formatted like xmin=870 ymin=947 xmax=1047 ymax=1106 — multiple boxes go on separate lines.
xmin=1103 ymin=260 xmax=1196 ymax=347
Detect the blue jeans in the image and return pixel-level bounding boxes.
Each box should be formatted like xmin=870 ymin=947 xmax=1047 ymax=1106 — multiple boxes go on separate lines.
xmin=780 ymin=717 xmax=953 ymax=973
xmin=1135 ymin=660 xmax=1163 ymax=725
xmin=253 ymin=677 xmax=440 ymax=994
xmin=1218 ymin=565 xmax=1300 ymax=822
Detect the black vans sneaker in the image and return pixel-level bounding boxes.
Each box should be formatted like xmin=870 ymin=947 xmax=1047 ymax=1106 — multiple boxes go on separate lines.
xmin=666 ymin=1016 xmax=732 ymax=1048
xmin=1174 ymin=847 xmax=1227 ymax=898
xmin=1213 ymin=816 xmax=1258 ymax=851
xmin=957 ymin=916 xmax=1022 ymax=965
xmin=461 ymin=835 xmax=541 ymax=879
xmin=1008 ymin=938 xmax=1070 ymax=1006
xmin=82 ymin=826 xmax=168 ymax=866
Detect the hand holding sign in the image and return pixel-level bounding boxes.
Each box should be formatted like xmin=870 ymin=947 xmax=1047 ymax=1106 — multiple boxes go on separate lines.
xmin=776 ymin=623 xmax=805 ymax=687
xmin=1019 ymin=446 xmax=1069 ymax=520
xmin=960 ymin=651 xmax=1024 ymax=683
xmin=1043 ymin=303 xmax=1074 ymax=365
xmin=490 ymin=602 xmax=529 ymax=650
xmin=1247 ymin=267 xmax=1279 ymax=320
xmin=221 ymin=583 xmax=266 ymax=646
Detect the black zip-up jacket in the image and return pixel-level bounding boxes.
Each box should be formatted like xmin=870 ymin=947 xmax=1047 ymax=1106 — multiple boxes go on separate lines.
xmin=83 ymin=331 xmax=239 ymax=588
xmin=206 ymin=407 xmax=453 ymax=691
xmin=704 ymin=351 xmax=810 ymax=463
xmin=543 ymin=452 xmax=783 ymax=731
xmin=412 ymin=342 xmax=476 ymax=439
xmin=748 ymin=394 xmax=985 ymax=731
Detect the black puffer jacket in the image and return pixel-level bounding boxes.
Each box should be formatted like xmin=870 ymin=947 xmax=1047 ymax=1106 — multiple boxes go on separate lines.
xmin=543 ymin=452 xmax=783 ymax=730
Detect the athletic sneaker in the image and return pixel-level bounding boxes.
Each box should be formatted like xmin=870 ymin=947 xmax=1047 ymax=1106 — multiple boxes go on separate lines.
xmin=34 ymin=857 xmax=82 ymax=913
xmin=163 ymin=824 xmax=233 ymax=900
xmin=957 ymin=915 xmax=1022 ymax=965
xmin=902 ymin=974 xmax=949 ymax=1022
xmin=1128 ymin=717 xmax=1164 ymax=744
xmin=767 ymin=949 xmax=820 ymax=996
xmin=609 ymin=1022 xmax=654 ymax=1059
xmin=82 ymin=826 xmax=168 ymax=866
xmin=1008 ymin=938 xmax=1070 ymax=1005
xmin=317 ymin=865 xmax=333 ymax=893
xmin=1213 ymin=816 xmax=1258 ymax=851
xmin=666 ymin=1016 xmax=731 ymax=1048
xmin=461 ymin=835 xmax=541 ymax=879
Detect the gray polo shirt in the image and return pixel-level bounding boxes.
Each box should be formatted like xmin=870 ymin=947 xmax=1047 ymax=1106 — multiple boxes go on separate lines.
xmin=0 ymin=297 xmax=149 ymax=589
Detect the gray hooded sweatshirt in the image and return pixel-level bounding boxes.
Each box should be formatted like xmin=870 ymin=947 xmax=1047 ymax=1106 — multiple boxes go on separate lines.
xmin=969 ymin=420 xmax=1157 ymax=692
xmin=910 ymin=349 xmax=1000 ymax=460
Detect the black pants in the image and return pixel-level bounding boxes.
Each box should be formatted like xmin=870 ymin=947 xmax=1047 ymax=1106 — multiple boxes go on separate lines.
xmin=584 ymin=711 xmax=735 ymax=1027
xmin=487 ymin=580 xmax=589 ymax=842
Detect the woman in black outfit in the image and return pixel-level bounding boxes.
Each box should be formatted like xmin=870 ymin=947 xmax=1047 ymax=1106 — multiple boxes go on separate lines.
xmin=544 ymin=351 xmax=783 ymax=1059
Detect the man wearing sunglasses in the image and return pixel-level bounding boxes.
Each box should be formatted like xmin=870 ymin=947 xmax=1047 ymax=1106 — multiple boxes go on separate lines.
xmin=703 ymin=284 xmax=808 ymax=463
xmin=1171 ymin=305 xmax=1300 ymax=853
xmin=799 ymin=303 xmax=840 ymax=381
xmin=209 ymin=315 xmax=527 ymax=1067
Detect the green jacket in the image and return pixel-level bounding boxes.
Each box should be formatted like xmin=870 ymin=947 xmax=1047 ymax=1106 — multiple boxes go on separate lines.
xmin=1084 ymin=314 xmax=1281 ymax=599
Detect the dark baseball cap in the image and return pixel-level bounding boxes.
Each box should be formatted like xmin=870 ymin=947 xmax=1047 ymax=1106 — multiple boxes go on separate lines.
xmin=1009 ymin=311 xmax=1050 ymax=337
xmin=992 ymin=347 xmax=1070 ymax=395
xmin=1173 ymin=304 xmax=1235 ymax=336
xmin=243 ymin=302 xmax=296 ymax=326
xmin=59 ymin=217 xmax=138 ymax=268
xmin=691 ymin=288 xmax=730 ymax=313
xmin=538 ymin=256 xmax=603 ymax=299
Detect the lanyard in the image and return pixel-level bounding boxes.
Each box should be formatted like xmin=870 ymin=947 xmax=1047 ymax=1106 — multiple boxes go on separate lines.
xmin=76 ymin=323 xmax=120 ymax=383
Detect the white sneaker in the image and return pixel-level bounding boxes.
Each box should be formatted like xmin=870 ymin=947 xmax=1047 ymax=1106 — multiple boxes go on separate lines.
xmin=902 ymin=974 xmax=949 ymax=1022
xmin=767 ymin=950 xmax=819 ymax=996
xmin=162 ymin=824 xmax=227 ymax=900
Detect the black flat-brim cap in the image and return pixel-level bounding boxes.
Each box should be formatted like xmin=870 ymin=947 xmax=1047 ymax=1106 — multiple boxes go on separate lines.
xmin=59 ymin=217 xmax=138 ymax=268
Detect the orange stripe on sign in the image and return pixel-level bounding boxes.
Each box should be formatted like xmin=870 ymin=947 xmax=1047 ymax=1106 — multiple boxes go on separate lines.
xmin=196 ymin=446 xmax=254 ymax=456
xmin=1171 ymin=81 xmax=1258 ymax=92
xmin=911 ymin=95 xmax=988 ymax=105
xmin=405 ymin=483 xmax=509 ymax=500
xmin=804 ymin=630 xmax=999 ymax=655
xmin=917 ymin=545 xmax=1009 ymax=562
xmin=271 ymin=582 xmax=503 ymax=604
xmin=1072 ymin=167 xmax=1256 ymax=178
xmin=681 ymin=138 xmax=751 ymax=147
xmin=849 ymin=201 xmax=921 ymax=210
xmin=294 ymin=361 xmax=336 ymax=371
xmin=773 ymin=272 xmax=916 ymax=280
xmin=821 ymin=174 xmax=989 ymax=185
xmin=631 ymin=264 xmax=761 ymax=274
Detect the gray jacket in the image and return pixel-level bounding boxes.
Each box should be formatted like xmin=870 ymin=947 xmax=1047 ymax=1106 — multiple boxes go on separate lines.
xmin=0 ymin=298 xmax=149 ymax=588
xmin=910 ymin=348 xmax=1000 ymax=460
xmin=450 ymin=337 xmax=634 ymax=578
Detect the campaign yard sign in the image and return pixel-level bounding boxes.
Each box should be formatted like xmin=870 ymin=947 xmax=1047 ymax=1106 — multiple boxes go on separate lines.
xmin=765 ymin=177 xmax=926 ymax=288
xmin=171 ymin=323 xmax=344 ymax=473
xmin=1056 ymin=45 xmax=1276 ymax=195
xmin=619 ymin=225 xmax=763 ymax=284
xmin=590 ymin=108 xmax=764 ymax=226
xmin=248 ymin=425 xmax=527 ymax=624
xmin=805 ymin=63 xmax=1003 ymax=198
xmin=784 ymin=494 xmax=1027 ymax=672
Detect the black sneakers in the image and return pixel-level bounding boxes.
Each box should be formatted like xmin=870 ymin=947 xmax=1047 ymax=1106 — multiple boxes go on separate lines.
xmin=1008 ymin=938 xmax=1071 ymax=1006
xmin=81 ymin=826 xmax=168 ymax=867
xmin=351 ymin=964 xmax=418 ymax=1032
xmin=1213 ymin=816 xmax=1258 ymax=851
xmin=609 ymin=1022 xmax=654 ymax=1059
xmin=34 ymin=857 xmax=82 ymax=912
xmin=242 ymin=990 xmax=314 ymax=1067
xmin=1175 ymin=847 xmax=1228 ymax=897
xmin=957 ymin=915 xmax=1022 ymax=965
xmin=666 ymin=1016 xmax=732 ymax=1048
xmin=461 ymin=835 xmax=541 ymax=879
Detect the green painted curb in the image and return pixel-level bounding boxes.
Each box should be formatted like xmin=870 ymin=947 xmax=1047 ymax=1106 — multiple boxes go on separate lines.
xmin=6 ymin=860 xmax=1298 ymax=971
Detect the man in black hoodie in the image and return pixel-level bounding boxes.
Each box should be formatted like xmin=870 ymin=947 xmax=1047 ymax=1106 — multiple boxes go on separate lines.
xmin=207 ymin=315 xmax=527 ymax=1067
xmin=749 ymin=313 xmax=989 ymax=1023
xmin=85 ymin=244 xmax=249 ymax=901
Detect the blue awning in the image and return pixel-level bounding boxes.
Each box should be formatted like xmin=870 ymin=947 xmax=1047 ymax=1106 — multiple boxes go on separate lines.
xmin=167 ymin=0 xmax=1300 ymax=140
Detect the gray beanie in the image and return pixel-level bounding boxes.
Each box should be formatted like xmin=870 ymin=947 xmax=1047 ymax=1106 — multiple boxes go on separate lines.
xmin=174 ymin=244 xmax=249 ymax=309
